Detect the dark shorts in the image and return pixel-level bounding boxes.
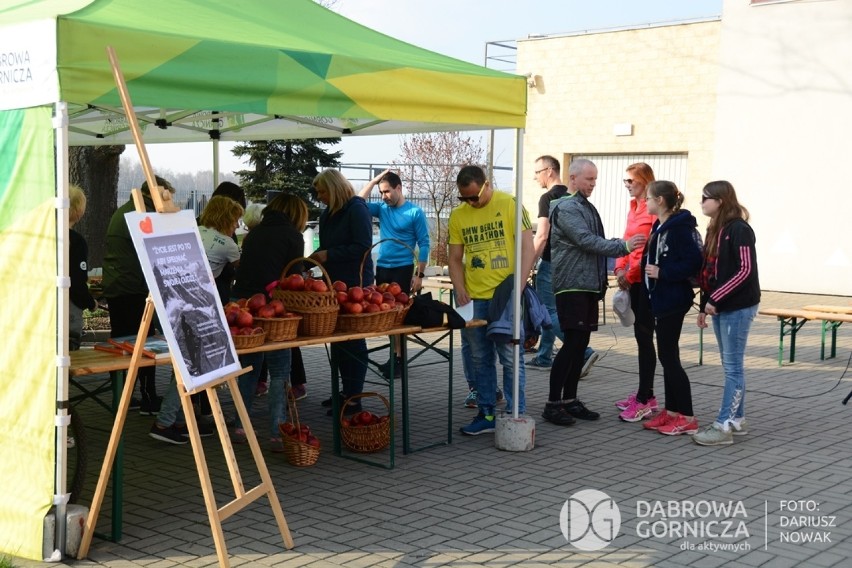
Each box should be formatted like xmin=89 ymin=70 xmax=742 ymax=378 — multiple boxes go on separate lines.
xmin=376 ymin=265 xmax=415 ymax=295
xmin=555 ymin=292 xmax=600 ymax=332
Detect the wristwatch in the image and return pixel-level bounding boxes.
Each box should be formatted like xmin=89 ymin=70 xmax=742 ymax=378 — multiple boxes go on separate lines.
xmin=417 ymin=272 xmax=426 ymax=278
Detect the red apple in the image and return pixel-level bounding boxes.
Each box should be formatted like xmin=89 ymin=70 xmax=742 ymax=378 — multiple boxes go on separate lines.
xmin=380 ymin=303 xmax=391 ymax=311
xmin=280 ymin=422 xmax=295 ymax=435
xmin=310 ymin=280 xmax=328 ymax=293
xmin=335 ymin=291 xmax=349 ymax=304
xmin=256 ymin=304 xmax=276 ymax=318
xmin=229 ymin=326 xmax=239 ymax=336
xmin=348 ymin=286 xmax=364 ymax=303
xmin=306 ymin=436 xmax=320 ymax=448
xmin=269 ymin=299 xmax=286 ymax=316
xmin=332 ymin=280 xmax=348 ymax=292
xmin=377 ymin=283 xmax=389 ymax=292
xmin=364 ymin=303 xmax=380 ymax=313
xmin=288 ymin=274 xmax=305 ymax=291
xmin=237 ymin=298 xmax=248 ymax=309
xmin=247 ymin=293 xmax=267 ymax=313
xmin=370 ymin=291 xmax=384 ymax=306
xmin=395 ymin=292 xmax=409 ymax=305
xmin=345 ymin=302 xmax=363 ymax=314
xmin=387 ymin=282 xmax=402 ymax=297
xmin=236 ymin=309 xmax=253 ymax=328
xmin=382 ymin=292 xmax=396 ymax=306
xmin=226 ymin=309 xmax=239 ymax=326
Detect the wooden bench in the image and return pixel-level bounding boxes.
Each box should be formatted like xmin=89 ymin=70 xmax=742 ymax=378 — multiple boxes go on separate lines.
xmin=759 ymin=308 xmax=852 ymax=365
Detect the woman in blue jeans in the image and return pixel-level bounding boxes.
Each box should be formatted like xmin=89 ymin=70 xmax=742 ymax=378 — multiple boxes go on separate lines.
xmin=693 ymin=181 xmax=760 ymax=446
xmin=232 ymin=194 xmax=308 ymax=452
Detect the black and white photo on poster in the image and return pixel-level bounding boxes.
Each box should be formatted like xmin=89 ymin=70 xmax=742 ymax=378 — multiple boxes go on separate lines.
xmin=125 ymin=210 xmax=241 ymax=391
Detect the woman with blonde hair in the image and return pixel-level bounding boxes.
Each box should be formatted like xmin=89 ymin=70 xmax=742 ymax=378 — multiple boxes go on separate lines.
xmin=614 ymin=162 xmax=658 ymax=422
xmin=199 ymin=195 xmax=244 ymax=304
xmin=310 ymin=169 xmax=374 ymax=415
xmin=68 ymin=185 xmax=96 ymax=350
xmin=693 ymin=181 xmax=760 ymax=446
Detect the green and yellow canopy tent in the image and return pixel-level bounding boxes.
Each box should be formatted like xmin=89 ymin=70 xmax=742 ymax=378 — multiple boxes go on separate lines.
xmin=0 ymin=0 xmax=526 ymax=560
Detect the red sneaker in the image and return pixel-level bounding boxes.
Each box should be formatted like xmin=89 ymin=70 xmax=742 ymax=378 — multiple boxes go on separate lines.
xmin=643 ymin=410 xmax=672 ymax=431
xmin=658 ymin=414 xmax=699 ymax=436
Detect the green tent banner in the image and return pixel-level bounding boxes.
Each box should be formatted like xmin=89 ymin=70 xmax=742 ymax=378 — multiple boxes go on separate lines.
xmin=0 ymin=106 xmax=57 ymax=560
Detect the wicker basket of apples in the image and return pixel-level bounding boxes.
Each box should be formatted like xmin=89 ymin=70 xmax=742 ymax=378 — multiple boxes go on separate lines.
xmin=278 ymin=387 xmax=320 ymax=466
xmin=272 ymin=257 xmax=338 ymax=336
xmin=335 ymin=240 xmax=413 ymax=333
xmin=226 ymin=294 xmax=300 ymax=343
xmin=340 ymin=392 xmax=391 ymax=453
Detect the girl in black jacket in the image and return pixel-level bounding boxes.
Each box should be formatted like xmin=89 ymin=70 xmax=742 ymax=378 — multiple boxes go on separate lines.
xmin=693 ymin=181 xmax=760 ymax=447
xmin=635 ymin=182 xmax=703 ymax=436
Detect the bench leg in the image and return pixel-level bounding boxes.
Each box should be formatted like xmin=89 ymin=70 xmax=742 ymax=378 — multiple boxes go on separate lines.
xmin=776 ymin=316 xmax=807 ymax=366
xmin=821 ymin=321 xmax=842 ymax=360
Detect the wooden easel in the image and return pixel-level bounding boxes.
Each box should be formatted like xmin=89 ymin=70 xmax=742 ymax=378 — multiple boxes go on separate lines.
xmin=77 ymin=47 xmax=293 ymax=565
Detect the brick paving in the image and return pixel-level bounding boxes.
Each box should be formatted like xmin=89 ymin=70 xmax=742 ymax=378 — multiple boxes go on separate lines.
xmin=19 ymin=290 xmax=852 ymax=567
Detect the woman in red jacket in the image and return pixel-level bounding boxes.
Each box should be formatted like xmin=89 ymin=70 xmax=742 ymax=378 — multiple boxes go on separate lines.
xmin=614 ymin=163 xmax=658 ymax=422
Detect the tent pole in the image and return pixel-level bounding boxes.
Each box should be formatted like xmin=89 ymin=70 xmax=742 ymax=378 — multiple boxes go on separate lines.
xmin=53 ymin=100 xmax=71 ymax=560
xmin=511 ymin=128 xmax=524 ymax=419
xmin=213 ymin=139 xmax=220 ymax=187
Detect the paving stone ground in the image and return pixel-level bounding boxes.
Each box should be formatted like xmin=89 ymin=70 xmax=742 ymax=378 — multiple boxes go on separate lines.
xmin=19 ymin=290 xmax=852 ymax=567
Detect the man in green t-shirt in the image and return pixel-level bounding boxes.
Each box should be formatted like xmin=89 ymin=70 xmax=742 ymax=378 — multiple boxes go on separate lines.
xmin=448 ymin=165 xmax=535 ymax=436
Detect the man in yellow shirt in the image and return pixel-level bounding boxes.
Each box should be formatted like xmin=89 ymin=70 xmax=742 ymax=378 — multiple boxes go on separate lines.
xmin=448 ymin=165 xmax=535 ymax=435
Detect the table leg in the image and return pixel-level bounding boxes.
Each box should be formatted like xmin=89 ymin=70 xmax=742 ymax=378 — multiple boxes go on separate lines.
xmin=400 ymin=334 xmax=410 ymax=455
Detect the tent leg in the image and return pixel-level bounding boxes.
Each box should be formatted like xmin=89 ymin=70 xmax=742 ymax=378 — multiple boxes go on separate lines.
xmin=54 ymin=100 xmax=71 ymax=559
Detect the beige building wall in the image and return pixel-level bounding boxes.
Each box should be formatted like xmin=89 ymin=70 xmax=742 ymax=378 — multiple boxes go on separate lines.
xmin=517 ymin=20 xmax=721 ymax=225
xmin=713 ymin=0 xmax=852 ymax=295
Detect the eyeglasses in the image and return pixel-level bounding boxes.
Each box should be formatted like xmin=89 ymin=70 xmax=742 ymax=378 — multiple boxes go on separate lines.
xmin=534 ymin=167 xmax=551 ymax=175
xmin=623 ymin=178 xmax=634 ymax=185
xmin=458 ymin=182 xmax=486 ymax=203
xmin=701 ymin=195 xmax=718 ymax=203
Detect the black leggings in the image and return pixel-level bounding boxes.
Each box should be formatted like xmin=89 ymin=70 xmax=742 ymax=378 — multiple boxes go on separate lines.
xmin=631 ymin=284 xmax=657 ymax=403
xmin=548 ymin=329 xmax=591 ymax=402
xmin=655 ymin=309 xmax=693 ymax=416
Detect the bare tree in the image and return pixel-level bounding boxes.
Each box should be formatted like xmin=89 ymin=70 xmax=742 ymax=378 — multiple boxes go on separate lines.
xmin=70 ymin=145 xmax=125 ymax=267
xmin=394 ymin=132 xmax=484 ymax=265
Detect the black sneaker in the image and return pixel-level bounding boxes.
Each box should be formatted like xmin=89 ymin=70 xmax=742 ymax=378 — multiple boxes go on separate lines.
xmin=564 ymin=400 xmax=600 ymax=421
xmin=541 ymin=403 xmax=576 ymax=426
xmin=193 ymin=417 xmax=216 ymax=438
xmin=321 ymin=392 xmax=345 ymax=408
xmin=149 ymin=422 xmax=188 ymax=445
xmin=326 ymin=400 xmax=362 ymax=417
xmin=139 ymin=395 xmax=163 ymax=416
xmin=378 ymin=357 xmax=403 ymax=379
xmin=128 ymin=397 xmax=142 ymax=411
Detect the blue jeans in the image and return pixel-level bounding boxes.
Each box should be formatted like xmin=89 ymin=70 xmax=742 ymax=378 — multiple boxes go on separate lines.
xmin=711 ymin=304 xmax=758 ymax=426
xmin=236 ymin=349 xmax=291 ymax=438
xmin=156 ymin=371 xmax=182 ymax=426
xmin=461 ymin=299 xmax=526 ymax=415
xmin=534 ymin=260 xmax=562 ymax=364
xmin=534 ymin=261 xmax=594 ymax=363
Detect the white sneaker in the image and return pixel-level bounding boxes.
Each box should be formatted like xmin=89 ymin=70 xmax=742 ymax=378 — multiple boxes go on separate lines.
xmin=580 ymin=351 xmax=600 ymax=379
xmin=730 ymin=419 xmax=748 ymax=436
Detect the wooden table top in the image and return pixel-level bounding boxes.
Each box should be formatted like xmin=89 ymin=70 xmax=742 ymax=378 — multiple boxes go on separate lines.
xmin=69 ymin=321 xmax=484 ymax=377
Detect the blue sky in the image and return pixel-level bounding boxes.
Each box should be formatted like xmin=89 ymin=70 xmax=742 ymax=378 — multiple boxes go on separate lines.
xmin=142 ymin=0 xmax=723 ymax=176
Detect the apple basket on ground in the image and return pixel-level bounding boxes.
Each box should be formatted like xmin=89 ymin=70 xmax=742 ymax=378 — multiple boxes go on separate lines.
xmin=279 ymin=386 xmax=320 ymax=467
xmin=272 ymin=257 xmax=339 ymax=336
xmin=340 ymin=392 xmax=391 ymax=453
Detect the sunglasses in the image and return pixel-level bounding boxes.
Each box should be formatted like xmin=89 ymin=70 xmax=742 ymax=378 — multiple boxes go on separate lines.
xmin=623 ymin=178 xmax=634 ymax=185
xmin=534 ymin=167 xmax=551 ymax=175
xmin=701 ymin=195 xmax=718 ymax=203
xmin=458 ymin=182 xmax=486 ymax=203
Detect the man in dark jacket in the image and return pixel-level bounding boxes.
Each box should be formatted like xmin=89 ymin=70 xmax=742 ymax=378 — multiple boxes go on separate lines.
xmin=543 ymin=159 xmax=646 ymax=426
xmin=102 ymin=176 xmax=174 ymax=416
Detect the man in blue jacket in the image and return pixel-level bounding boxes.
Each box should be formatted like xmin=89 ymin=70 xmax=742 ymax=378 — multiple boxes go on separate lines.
xmin=359 ymin=169 xmax=431 ymax=378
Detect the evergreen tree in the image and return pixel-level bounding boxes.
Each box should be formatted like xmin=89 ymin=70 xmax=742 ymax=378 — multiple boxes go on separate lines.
xmin=231 ymin=139 xmax=342 ymax=214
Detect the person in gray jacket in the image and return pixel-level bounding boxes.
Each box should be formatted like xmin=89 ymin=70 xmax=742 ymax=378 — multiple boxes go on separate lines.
xmin=542 ymin=159 xmax=647 ymax=426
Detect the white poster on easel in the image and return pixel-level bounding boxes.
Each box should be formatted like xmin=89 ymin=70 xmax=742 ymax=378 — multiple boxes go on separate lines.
xmin=125 ymin=210 xmax=241 ymax=391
